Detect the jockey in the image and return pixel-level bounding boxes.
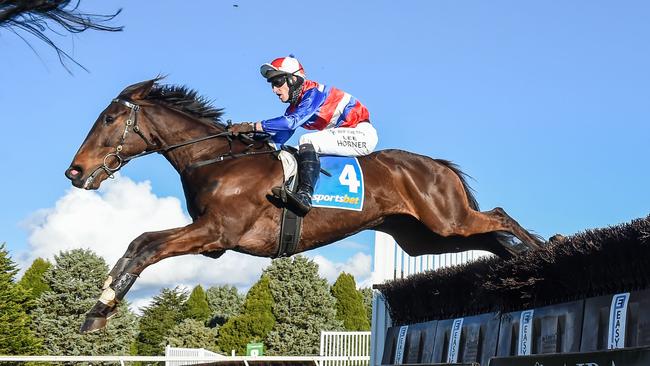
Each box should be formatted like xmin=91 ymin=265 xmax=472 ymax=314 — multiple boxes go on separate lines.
xmin=231 ymin=55 xmax=378 ymax=215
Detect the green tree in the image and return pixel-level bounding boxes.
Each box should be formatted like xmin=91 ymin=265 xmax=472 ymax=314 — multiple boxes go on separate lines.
xmin=164 ymin=319 xmax=220 ymax=351
xmin=18 ymin=257 xmax=52 ymax=302
xmin=360 ymin=287 xmax=374 ymax=326
xmin=31 ymin=249 xmax=137 ymax=355
xmin=135 ymin=287 xmax=188 ymax=355
xmin=331 ymin=273 xmax=370 ymax=331
xmin=265 ymin=256 xmax=342 ymax=355
xmin=206 ymin=285 xmax=244 ymax=327
xmin=218 ymin=276 xmax=275 ymax=355
xmin=0 ymin=243 xmax=41 ymax=355
xmin=185 ymin=285 xmax=211 ymax=323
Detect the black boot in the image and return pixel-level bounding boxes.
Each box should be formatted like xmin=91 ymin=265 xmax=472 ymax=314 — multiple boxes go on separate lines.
xmin=274 ymin=143 xmax=320 ymax=216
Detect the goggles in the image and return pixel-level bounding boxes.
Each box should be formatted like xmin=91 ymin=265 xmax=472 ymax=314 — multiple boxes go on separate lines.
xmin=268 ymin=75 xmax=287 ymax=88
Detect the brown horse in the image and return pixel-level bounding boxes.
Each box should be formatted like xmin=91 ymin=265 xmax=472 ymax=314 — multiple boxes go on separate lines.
xmin=65 ymin=78 xmax=544 ymax=333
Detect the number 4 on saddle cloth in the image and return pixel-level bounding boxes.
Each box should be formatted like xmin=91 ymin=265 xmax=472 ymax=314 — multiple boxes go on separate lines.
xmin=314 ymin=156 xmax=364 ymax=211
xmin=277 ymin=150 xmax=365 ymax=211
xmin=275 ymin=150 xmax=365 ymax=257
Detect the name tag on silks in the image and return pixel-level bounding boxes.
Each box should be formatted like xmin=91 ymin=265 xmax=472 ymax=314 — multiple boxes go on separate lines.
xmin=312 ymin=156 xmax=364 ymax=211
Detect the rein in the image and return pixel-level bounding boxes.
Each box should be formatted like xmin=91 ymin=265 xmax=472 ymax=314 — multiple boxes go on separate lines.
xmin=83 ymin=99 xmax=274 ymax=188
xmin=187 ymin=150 xmax=276 ymax=170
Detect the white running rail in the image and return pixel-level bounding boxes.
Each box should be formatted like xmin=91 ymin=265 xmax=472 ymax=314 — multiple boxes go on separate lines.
xmin=320 ymin=331 xmax=371 ymax=366
xmin=165 ymin=345 xmax=226 ymax=365
xmin=0 ymin=355 xmax=371 ymax=365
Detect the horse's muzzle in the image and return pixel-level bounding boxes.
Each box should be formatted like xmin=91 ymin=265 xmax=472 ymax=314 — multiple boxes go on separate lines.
xmin=65 ymin=165 xmax=84 ymax=188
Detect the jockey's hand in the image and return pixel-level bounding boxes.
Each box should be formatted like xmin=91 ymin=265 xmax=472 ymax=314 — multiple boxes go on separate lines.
xmin=230 ymin=122 xmax=256 ymax=135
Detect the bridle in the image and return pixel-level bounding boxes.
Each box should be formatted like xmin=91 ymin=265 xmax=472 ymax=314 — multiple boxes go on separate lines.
xmin=82 ymin=99 xmax=273 ymax=189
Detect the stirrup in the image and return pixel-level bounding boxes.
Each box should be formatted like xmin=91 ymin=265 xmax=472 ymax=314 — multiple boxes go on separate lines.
xmin=284 ymin=191 xmax=312 ymax=216
xmin=271 ymin=186 xmax=288 ymax=203
xmin=272 ymin=186 xmax=312 ymax=216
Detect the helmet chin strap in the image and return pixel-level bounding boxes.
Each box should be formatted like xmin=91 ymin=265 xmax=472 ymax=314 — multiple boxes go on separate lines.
xmin=287 ymin=76 xmax=304 ymax=105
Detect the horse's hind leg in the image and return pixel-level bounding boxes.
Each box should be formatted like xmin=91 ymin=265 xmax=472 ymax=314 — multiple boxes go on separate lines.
xmin=456 ymin=207 xmax=545 ymax=251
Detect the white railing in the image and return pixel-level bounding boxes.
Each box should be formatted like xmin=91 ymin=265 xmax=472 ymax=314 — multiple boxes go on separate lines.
xmin=320 ymin=331 xmax=371 ymax=366
xmin=372 ymin=231 xmax=492 ymax=282
xmin=369 ymin=231 xmax=492 ymax=366
xmin=0 ymin=355 xmax=371 ymax=365
xmin=165 ymin=345 xmax=226 ymax=365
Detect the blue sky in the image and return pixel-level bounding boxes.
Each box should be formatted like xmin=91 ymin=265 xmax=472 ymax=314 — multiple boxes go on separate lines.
xmin=1 ymin=1 xmax=649 ymax=304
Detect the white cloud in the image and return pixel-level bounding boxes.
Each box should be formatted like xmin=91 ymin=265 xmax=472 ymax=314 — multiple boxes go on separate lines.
xmin=330 ymin=240 xmax=369 ymax=251
xmin=134 ymin=252 xmax=269 ymax=291
xmin=24 ymin=174 xmax=189 ymax=263
xmin=129 ymin=296 xmax=154 ymax=316
xmin=311 ymin=252 xmax=372 ymax=288
xmin=22 ymin=174 xmax=270 ymax=297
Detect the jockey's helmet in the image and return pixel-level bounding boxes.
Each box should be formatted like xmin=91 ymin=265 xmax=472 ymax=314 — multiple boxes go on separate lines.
xmin=261 ymin=55 xmax=305 ymax=105
xmin=260 ymin=56 xmax=306 ymax=82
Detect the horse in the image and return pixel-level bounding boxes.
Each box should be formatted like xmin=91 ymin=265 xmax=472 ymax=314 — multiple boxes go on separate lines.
xmin=64 ymin=78 xmax=544 ymax=333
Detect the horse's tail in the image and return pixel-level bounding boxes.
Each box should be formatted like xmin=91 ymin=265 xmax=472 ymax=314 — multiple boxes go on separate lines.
xmin=434 ymin=159 xmax=480 ymax=211
xmin=434 ymin=158 xmax=539 ymax=259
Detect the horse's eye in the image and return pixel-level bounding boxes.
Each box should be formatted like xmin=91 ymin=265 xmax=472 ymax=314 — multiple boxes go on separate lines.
xmin=104 ymin=115 xmax=115 ymax=124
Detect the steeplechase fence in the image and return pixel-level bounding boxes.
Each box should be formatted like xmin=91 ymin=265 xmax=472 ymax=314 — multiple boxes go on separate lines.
xmin=369 ymin=231 xmax=492 ymax=366
xmin=370 ymin=216 xmax=650 ymax=366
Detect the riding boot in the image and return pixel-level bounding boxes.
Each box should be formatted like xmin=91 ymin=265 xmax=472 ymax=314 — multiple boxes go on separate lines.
xmin=274 ymin=143 xmax=320 ymax=216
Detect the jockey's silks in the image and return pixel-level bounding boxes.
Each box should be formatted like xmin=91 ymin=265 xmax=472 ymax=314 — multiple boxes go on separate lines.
xmin=261 ymin=80 xmax=370 ymax=144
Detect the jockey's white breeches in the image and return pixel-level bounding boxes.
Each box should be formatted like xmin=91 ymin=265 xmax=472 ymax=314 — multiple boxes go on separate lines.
xmin=299 ymin=122 xmax=378 ymax=156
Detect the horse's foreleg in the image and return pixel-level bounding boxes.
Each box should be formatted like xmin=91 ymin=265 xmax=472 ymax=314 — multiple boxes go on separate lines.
xmin=80 ymin=221 xmax=221 ymax=334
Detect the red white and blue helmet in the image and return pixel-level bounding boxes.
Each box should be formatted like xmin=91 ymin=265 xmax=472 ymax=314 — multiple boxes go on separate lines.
xmin=260 ymin=56 xmax=306 ymax=80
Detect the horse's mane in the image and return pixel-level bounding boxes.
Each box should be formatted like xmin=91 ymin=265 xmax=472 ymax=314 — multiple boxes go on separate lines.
xmin=145 ymin=85 xmax=226 ymax=128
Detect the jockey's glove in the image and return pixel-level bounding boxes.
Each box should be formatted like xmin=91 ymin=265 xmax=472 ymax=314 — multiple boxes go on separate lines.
xmin=230 ymin=122 xmax=256 ymax=135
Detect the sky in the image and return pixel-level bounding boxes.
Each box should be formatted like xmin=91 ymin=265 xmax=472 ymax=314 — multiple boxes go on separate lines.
xmin=1 ymin=1 xmax=649 ymax=310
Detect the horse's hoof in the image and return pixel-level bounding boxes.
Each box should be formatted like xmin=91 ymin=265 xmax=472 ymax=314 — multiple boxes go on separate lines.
xmin=80 ymin=315 xmax=107 ymax=334
xmin=548 ymin=234 xmax=565 ymax=244
xmin=106 ymin=307 xmax=119 ymax=320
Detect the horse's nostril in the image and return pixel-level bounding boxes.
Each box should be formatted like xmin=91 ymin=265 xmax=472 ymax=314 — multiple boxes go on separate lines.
xmin=65 ymin=166 xmax=83 ymax=180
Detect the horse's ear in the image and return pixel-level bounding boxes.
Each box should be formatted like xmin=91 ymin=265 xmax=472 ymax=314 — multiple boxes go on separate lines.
xmin=118 ymin=78 xmax=158 ymax=101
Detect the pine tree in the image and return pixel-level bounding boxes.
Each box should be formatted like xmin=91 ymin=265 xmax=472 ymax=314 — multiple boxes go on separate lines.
xmin=206 ymin=285 xmax=244 ymax=327
xmin=360 ymin=287 xmax=374 ymax=326
xmin=31 ymin=249 xmax=137 ymax=355
xmin=265 ymin=256 xmax=342 ymax=355
xmin=0 ymin=243 xmax=41 ymax=355
xmin=18 ymin=257 xmax=52 ymax=302
xmin=331 ymin=273 xmax=370 ymax=331
xmin=185 ymin=285 xmax=211 ymax=323
xmin=218 ymin=275 xmax=275 ymax=355
xmin=135 ymin=287 xmax=188 ymax=355
xmin=164 ymin=319 xmax=220 ymax=352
